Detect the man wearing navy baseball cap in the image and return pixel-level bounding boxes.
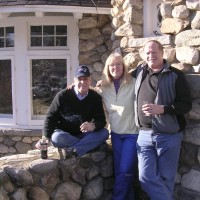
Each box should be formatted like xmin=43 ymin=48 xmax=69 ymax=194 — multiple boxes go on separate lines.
xmin=36 ymin=64 xmax=109 ymax=159
xmin=75 ymin=65 xmax=91 ymax=78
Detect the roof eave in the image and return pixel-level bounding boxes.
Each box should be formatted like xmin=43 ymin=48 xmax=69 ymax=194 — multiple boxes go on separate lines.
xmin=0 ymin=5 xmax=111 ymax=15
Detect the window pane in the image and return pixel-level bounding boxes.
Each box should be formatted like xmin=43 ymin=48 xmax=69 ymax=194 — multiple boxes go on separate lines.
xmin=6 ymin=27 xmax=14 ymax=34
xmin=31 ymin=37 xmax=42 ymax=46
xmin=31 ymin=26 xmax=42 ymax=36
xmin=5 ymin=27 xmax=14 ymax=47
xmin=0 ymin=60 xmax=13 ymax=117
xmin=56 ymin=25 xmax=67 ymax=35
xmin=30 ymin=25 xmax=67 ymax=47
xmin=0 ymin=28 xmax=4 ymax=37
xmin=43 ymin=26 xmax=54 ymax=35
xmin=0 ymin=38 xmax=4 ymax=48
xmin=6 ymin=38 xmax=14 ymax=47
xmin=31 ymin=59 xmax=67 ymax=119
xmin=56 ymin=36 xmax=67 ymax=46
xmin=157 ymin=4 xmax=162 ymax=28
xmin=43 ymin=36 xmax=54 ymax=46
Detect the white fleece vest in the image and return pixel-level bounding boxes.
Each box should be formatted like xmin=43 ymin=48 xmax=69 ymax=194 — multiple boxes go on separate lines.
xmin=101 ymin=78 xmax=138 ymax=134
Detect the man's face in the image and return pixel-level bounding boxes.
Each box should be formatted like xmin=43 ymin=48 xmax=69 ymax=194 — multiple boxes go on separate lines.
xmin=74 ymin=76 xmax=91 ymax=96
xmin=144 ymin=42 xmax=163 ymax=70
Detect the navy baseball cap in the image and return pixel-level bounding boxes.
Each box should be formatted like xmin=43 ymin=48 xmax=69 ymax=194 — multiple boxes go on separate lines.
xmin=75 ymin=65 xmax=91 ymax=78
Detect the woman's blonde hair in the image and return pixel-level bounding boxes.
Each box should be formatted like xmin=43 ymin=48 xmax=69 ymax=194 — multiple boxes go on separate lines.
xmin=101 ymin=52 xmax=132 ymax=87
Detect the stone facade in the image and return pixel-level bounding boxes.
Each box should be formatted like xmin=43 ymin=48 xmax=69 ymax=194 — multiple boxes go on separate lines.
xmin=0 ymin=129 xmax=41 ymax=157
xmin=0 ymin=148 xmax=114 ymax=200
xmin=79 ymin=14 xmax=113 ymax=86
xmin=110 ymin=0 xmax=200 ymax=199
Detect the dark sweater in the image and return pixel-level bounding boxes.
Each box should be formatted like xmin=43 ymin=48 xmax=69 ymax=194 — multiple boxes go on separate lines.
xmin=43 ymin=87 xmax=107 ymax=139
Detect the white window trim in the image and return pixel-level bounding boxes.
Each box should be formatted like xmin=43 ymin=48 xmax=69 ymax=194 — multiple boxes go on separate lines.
xmin=0 ymin=16 xmax=78 ymax=129
xmin=28 ymin=24 xmax=69 ymax=50
xmin=27 ymin=54 xmax=71 ymax=126
xmin=143 ymin=0 xmax=163 ymax=37
xmin=0 ymin=55 xmax=16 ymax=125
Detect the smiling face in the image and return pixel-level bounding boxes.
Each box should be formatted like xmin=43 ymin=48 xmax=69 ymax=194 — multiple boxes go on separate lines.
xmin=74 ymin=76 xmax=91 ymax=96
xmin=108 ymin=57 xmax=124 ymax=80
xmin=143 ymin=41 xmax=164 ymax=71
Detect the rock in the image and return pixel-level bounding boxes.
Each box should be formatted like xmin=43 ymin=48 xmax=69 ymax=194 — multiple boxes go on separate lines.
xmin=180 ymin=142 xmax=198 ymax=166
xmin=51 ymin=182 xmax=82 ymax=200
xmin=181 ymin=169 xmax=200 ymax=193
xmin=191 ymin=11 xmax=200 ymax=29
xmin=0 ymin=188 xmax=9 ymax=200
xmin=175 ymin=30 xmax=200 ymax=46
xmin=82 ymin=177 xmax=103 ymax=199
xmin=99 ymin=155 xmax=113 ymax=177
xmin=4 ymin=165 xmax=33 ymax=187
xmin=176 ymin=46 xmax=199 ymax=65
xmin=186 ymin=0 xmax=200 ymax=10
xmin=187 ymin=101 xmax=200 ymax=120
xmin=184 ymin=125 xmax=200 ymax=145
xmin=0 ymin=144 xmax=9 ymax=154
xmin=70 ymin=165 xmax=86 ymax=185
xmin=185 ymin=74 xmax=200 ymax=100
xmin=15 ymin=142 xmax=32 ymax=154
xmin=27 ymin=187 xmax=49 ymax=200
xmin=10 ymin=188 xmax=27 ymax=200
xmin=160 ymin=2 xmax=172 ymax=18
xmin=86 ymin=164 xmax=100 ymax=180
xmin=79 ymin=29 xmax=101 ymax=40
xmin=79 ymin=17 xmax=98 ymax=29
xmin=172 ymin=5 xmax=189 ymax=19
xmin=160 ymin=18 xmax=184 ymax=34
xmin=115 ymin=22 xmax=142 ymax=37
xmin=29 ymin=159 xmax=58 ymax=174
xmin=128 ymin=35 xmax=173 ymax=48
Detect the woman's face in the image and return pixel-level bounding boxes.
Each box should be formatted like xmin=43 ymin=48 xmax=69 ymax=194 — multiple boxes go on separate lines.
xmin=108 ymin=57 xmax=124 ymax=80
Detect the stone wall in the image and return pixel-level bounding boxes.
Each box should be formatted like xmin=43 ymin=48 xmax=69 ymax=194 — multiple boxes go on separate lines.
xmin=111 ymin=0 xmax=200 ymax=199
xmin=0 ymin=129 xmax=41 ymax=157
xmin=0 ymin=147 xmax=114 ymax=200
xmin=78 ymin=14 xmax=113 ymax=86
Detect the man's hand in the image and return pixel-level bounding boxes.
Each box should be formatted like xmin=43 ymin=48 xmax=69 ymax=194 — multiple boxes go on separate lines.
xmin=142 ymin=103 xmax=164 ymax=116
xmin=80 ymin=121 xmax=95 ymax=132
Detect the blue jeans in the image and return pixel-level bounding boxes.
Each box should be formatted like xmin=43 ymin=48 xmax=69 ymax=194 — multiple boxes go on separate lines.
xmin=111 ymin=131 xmax=138 ymax=200
xmin=51 ymin=128 xmax=109 ymax=156
xmin=137 ymin=129 xmax=183 ymax=200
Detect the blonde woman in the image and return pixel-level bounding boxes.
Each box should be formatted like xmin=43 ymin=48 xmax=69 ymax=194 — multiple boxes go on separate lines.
xmin=99 ymin=52 xmax=138 ymax=200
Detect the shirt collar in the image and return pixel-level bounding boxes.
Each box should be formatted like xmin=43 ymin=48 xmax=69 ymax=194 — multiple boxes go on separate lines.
xmin=74 ymin=86 xmax=88 ymax=100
